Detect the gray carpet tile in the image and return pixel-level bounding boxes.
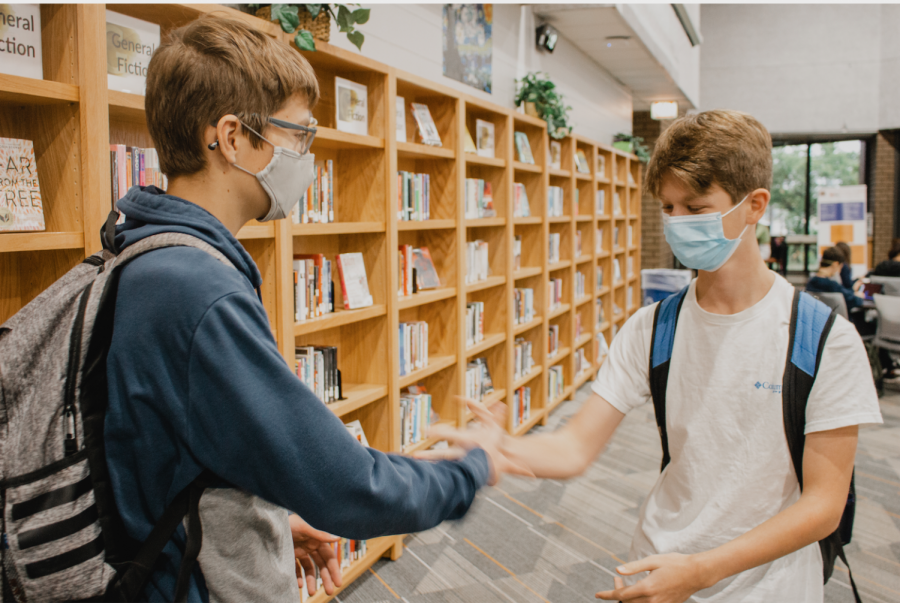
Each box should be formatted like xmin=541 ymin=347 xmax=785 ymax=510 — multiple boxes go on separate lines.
xmin=340 ymin=385 xmax=900 ymax=603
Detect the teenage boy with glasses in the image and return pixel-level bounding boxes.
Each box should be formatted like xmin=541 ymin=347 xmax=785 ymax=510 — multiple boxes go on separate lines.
xmin=105 ymin=17 xmax=520 ymax=602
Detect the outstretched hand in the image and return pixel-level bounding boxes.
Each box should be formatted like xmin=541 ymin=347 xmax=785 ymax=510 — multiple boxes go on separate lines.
xmin=413 ymin=397 xmax=534 ymax=485
xmin=289 ymin=514 xmax=343 ymax=596
xmin=595 ymin=553 xmax=709 ymax=603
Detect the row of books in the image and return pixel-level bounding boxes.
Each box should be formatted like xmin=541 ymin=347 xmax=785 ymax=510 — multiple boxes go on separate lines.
xmin=596 ymin=298 xmax=605 ymax=327
xmin=514 ymin=337 xmax=534 ymax=380
xmin=597 ymin=266 xmax=605 ymax=290
xmin=295 ymin=252 xmax=374 ymax=319
xmin=548 ymin=365 xmax=565 ymax=402
xmin=464 ymin=178 xmax=496 ymax=219
xmin=595 ymin=189 xmax=625 ymax=217
xmin=110 ymin=145 xmax=166 ymax=211
xmin=549 ymin=233 xmax=560 ymax=264
xmin=299 ymin=539 xmax=368 ymax=601
xmin=575 ymin=346 xmax=589 ymax=376
xmin=575 ymin=313 xmax=583 ymax=340
xmin=292 ymin=160 xmax=334 ymax=224
xmin=549 ymin=277 xmax=563 ymax=310
xmin=548 ymin=186 xmax=564 ymax=217
xmin=575 ymin=230 xmax=583 ymax=257
xmin=465 ymin=301 xmax=484 ymax=348
xmin=465 ymin=239 xmax=489 ymax=284
xmin=512 ymin=386 xmax=531 ymax=429
xmin=548 ymin=324 xmax=559 ymax=358
xmin=465 ymin=357 xmax=494 ymax=402
xmin=514 ymin=288 xmax=535 ymax=325
xmin=398 ymin=171 xmax=431 ymax=221
xmin=293 ymin=255 xmax=335 ymax=322
xmin=596 ymin=228 xmax=604 ymax=254
xmin=614 ymin=258 xmax=622 ymax=282
xmin=295 ymin=346 xmax=342 ymax=404
xmin=575 ymin=271 xmax=586 ymax=298
xmin=513 ymin=182 xmax=531 ymax=218
xmin=401 ymin=386 xmax=433 ymax=450
xmin=399 ymin=321 xmax=429 ymax=377
xmin=398 ymin=245 xmax=441 ymax=296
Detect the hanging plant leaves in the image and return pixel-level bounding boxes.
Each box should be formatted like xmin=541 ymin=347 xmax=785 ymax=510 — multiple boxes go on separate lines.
xmin=305 ymin=4 xmax=322 ymax=17
xmin=516 ymin=72 xmax=573 ymax=140
xmin=336 ymin=4 xmax=353 ymax=32
xmin=346 ymin=30 xmax=364 ymax=50
xmin=295 ymin=29 xmax=317 ymax=51
xmin=351 ymin=8 xmax=370 ymax=24
xmin=271 ymin=4 xmax=300 ymax=33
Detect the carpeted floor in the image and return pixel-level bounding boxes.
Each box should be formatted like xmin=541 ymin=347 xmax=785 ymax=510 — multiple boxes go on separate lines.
xmin=340 ymin=384 xmax=900 ymax=603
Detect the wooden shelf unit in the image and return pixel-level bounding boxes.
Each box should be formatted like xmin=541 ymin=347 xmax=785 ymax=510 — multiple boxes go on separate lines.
xmin=0 ymin=5 xmax=642 ymax=599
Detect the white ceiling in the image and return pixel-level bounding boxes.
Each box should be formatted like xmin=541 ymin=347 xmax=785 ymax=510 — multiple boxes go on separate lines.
xmin=533 ymin=4 xmax=693 ymax=111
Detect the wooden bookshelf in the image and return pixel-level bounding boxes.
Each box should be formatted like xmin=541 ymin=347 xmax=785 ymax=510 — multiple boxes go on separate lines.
xmin=0 ymin=5 xmax=641 ymax=600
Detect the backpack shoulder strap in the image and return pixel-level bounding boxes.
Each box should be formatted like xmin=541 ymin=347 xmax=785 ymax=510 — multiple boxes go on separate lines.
xmin=649 ymin=285 xmax=690 ymax=472
xmin=113 ymin=232 xmax=234 ymax=271
xmin=781 ymin=291 xmax=862 ymax=602
xmin=782 ymin=289 xmax=837 ymax=486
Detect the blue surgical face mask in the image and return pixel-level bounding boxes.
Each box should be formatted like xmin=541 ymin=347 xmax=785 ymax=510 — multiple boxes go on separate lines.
xmin=663 ymin=195 xmax=749 ymax=272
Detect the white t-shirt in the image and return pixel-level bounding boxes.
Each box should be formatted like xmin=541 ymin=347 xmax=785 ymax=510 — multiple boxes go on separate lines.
xmin=591 ymin=274 xmax=882 ymax=602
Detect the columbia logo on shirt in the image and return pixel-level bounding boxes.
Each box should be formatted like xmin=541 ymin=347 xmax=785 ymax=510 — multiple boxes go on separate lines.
xmin=754 ymin=381 xmax=782 ymax=393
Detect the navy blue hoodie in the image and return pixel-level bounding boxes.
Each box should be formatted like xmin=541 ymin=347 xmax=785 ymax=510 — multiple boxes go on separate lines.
xmin=105 ymin=187 xmax=489 ymax=601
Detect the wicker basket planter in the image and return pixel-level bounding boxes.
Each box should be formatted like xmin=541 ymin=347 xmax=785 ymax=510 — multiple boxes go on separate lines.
xmin=256 ymin=6 xmax=331 ymax=43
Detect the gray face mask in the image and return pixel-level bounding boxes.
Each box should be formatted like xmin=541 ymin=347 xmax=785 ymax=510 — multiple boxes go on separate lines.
xmin=232 ymin=122 xmax=316 ymax=222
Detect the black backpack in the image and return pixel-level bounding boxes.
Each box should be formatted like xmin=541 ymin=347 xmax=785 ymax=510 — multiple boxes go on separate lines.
xmin=649 ymin=286 xmax=861 ymax=602
xmin=1 ymin=215 xmax=222 ymax=602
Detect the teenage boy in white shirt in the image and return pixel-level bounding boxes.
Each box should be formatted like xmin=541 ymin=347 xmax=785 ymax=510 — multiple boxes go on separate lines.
xmin=426 ymin=110 xmax=882 ymax=602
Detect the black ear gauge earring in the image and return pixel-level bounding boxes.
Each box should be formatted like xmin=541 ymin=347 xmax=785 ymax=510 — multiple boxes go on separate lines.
xmin=208 ymin=140 xmax=219 ymax=150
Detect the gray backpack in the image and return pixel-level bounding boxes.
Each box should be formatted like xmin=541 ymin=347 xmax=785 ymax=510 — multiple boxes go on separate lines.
xmin=1 ymin=219 xmax=231 ymax=603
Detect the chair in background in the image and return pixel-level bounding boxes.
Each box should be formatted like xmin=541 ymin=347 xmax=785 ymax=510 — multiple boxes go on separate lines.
xmin=873 ymin=294 xmax=900 ymax=352
xmin=871 ymin=275 xmax=900 ymax=296
xmin=805 ymin=290 xmax=849 ymax=319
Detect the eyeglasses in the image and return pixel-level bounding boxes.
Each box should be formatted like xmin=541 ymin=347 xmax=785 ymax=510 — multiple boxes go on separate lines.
xmin=208 ymin=114 xmax=318 ymax=155
xmin=267 ymin=116 xmax=317 ymax=155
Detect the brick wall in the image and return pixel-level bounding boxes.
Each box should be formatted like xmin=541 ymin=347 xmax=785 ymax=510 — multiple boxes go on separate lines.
xmin=634 ymin=111 xmax=675 ymax=270
xmin=872 ymin=131 xmax=897 ymax=264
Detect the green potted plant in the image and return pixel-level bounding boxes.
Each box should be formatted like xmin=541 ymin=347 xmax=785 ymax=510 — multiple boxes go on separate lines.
xmin=613 ymin=133 xmax=651 ymax=163
xmin=515 ymin=72 xmax=573 ymax=140
xmin=254 ymin=4 xmax=370 ymax=51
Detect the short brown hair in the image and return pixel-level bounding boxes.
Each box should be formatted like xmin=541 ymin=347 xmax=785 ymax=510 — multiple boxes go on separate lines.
xmin=834 ymin=241 xmax=851 ymax=263
xmin=645 ymin=110 xmax=772 ymax=204
xmin=820 ymin=247 xmax=844 ymax=267
xmin=146 ymin=16 xmax=319 ymax=178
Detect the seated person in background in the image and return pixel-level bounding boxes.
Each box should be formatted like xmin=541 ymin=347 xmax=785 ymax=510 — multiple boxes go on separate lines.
xmin=872 ymin=240 xmax=900 ymax=277
xmin=808 ymin=247 xmax=876 ymax=338
xmin=806 ymin=247 xmax=864 ymax=310
xmin=834 ymin=241 xmax=855 ymax=288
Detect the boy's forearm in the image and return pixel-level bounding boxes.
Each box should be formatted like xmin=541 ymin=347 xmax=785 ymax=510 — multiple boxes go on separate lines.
xmin=502 ymin=431 xmax=587 ymax=479
xmin=693 ymin=492 xmax=841 ymax=588
xmin=502 ymin=393 xmax=625 ymax=480
xmin=694 ymin=426 xmax=856 ymax=589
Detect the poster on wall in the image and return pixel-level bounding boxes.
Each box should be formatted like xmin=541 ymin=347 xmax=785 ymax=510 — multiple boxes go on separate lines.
xmin=817 ymin=184 xmax=867 ymax=278
xmin=442 ymin=4 xmax=492 ymax=93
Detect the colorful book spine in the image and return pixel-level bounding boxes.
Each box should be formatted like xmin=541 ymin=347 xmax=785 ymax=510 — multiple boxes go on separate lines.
xmin=294 ymin=159 xmax=334 ymax=224
xmin=397 ymin=171 xmax=431 ymax=221
xmin=399 ymin=321 xmax=428 ymax=376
